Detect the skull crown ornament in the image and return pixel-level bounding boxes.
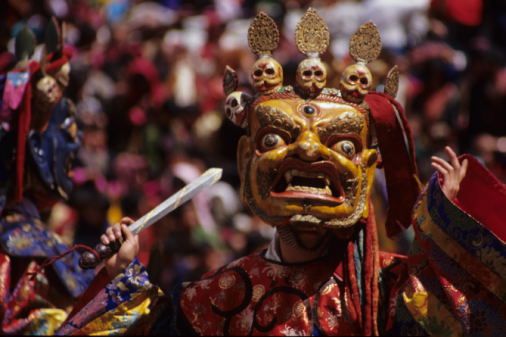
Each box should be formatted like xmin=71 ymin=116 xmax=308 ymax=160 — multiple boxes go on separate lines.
xmin=222 ymin=9 xmax=402 ymax=234
xmin=338 ymin=21 xmax=383 ymax=104
xmin=223 ymin=10 xmax=387 ymax=128
xmin=294 ymin=8 xmax=329 ymax=98
xmin=340 ymin=63 xmax=372 ymax=104
xmin=295 ymin=58 xmax=327 ymax=98
xmin=224 ymin=91 xmax=250 ymax=128
xmin=251 ymin=56 xmax=283 ymax=94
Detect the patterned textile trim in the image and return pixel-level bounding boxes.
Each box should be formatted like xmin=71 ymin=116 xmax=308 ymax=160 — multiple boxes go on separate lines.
xmin=389 ymin=294 xmax=427 ymax=336
xmin=414 ymin=191 xmax=506 ymax=302
xmin=0 ymin=217 xmax=61 ymax=257
xmin=1 ymin=259 xmax=68 ymax=335
xmin=2 ymin=261 xmax=42 ymax=333
xmin=425 ymin=173 xmax=506 ymax=279
xmin=23 ymin=308 xmax=68 ymax=335
xmin=377 ymin=252 xmax=408 ymax=333
xmin=0 ymin=218 xmax=94 ymax=297
xmin=56 ymin=258 xmax=152 ymax=335
xmin=401 ymin=274 xmax=463 ymax=337
xmin=0 ymin=253 xmax=10 ymax=302
xmin=417 ymin=232 xmax=506 ymax=334
xmin=78 ymin=288 xmax=160 ymax=336
xmin=412 ymin=184 xmax=506 ymax=336
xmin=104 ymin=259 xmax=152 ymax=310
xmin=2 ymin=261 xmax=69 ymax=334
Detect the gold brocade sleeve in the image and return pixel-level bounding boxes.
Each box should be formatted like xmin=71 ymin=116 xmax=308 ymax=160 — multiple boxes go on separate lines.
xmin=395 ymin=162 xmax=506 ymax=336
xmin=56 ymin=259 xmax=167 ymax=335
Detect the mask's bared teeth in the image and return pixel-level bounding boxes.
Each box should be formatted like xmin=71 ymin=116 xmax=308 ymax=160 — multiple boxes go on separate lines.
xmin=323 ymin=185 xmax=331 ymax=195
xmin=285 ymin=185 xmax=333 ymax=196
xmin=285 ymin=171 xmax=293 ymax=184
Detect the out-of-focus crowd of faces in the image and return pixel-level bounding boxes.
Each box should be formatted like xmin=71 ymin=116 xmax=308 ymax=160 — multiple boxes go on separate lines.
xmin=2 ymin=0 xmax=505 ymax=291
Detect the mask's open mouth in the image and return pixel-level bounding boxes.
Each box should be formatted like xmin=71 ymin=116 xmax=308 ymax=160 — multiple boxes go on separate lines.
xmin=270 ymin=159 xmax=345 ymax=205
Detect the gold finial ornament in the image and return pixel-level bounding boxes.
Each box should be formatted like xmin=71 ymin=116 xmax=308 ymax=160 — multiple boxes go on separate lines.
xmin=339 ymin=22 xmax=383 ymax=104
xmin=247 ymin=11 xmax=284 ymax=95
xmin=384 ymin=65 xmax=399 ymax=98
xmin=248 ymin=12 xmax=280 ymax=55
xmin=349 ymin=22 xmax=382 ymax=63
xmin=295 ymin=8 xmax=330 ymax=56
xmin=294 ymin=8 xmax=329 ymax=98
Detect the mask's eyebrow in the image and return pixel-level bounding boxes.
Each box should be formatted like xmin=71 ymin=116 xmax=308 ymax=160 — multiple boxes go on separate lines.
xmin=255 ymin=105 xmax=301 ymax=139
xmin=315 ymin=111 xmax=366 ymax=143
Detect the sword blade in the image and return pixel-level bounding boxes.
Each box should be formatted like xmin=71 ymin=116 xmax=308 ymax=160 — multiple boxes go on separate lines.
xmin=129 ymin=168 xmax=222 ymax=235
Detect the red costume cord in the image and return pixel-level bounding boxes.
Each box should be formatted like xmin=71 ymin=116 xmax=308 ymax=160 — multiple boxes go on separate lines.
xmin=15 ymin=85 xmax=31 ymax=201
xmin=27 ymin=244 xmax=99 ymax=280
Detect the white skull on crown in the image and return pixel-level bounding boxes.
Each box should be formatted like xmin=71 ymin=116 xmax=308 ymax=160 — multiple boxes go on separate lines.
xmin=339 ymin=63 xmax=373 ymax=104
xmin=224 ymin=91 xmax=251 ymax=128
xmin=251 ymin=56 xmax=283 ymax=94
xmin=295 ymin=58 xmax=327 ymax=97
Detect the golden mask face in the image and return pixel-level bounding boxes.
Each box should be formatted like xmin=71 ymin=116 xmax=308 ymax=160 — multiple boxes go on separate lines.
xmin=237 ymin=97 xmax=377 ymax=230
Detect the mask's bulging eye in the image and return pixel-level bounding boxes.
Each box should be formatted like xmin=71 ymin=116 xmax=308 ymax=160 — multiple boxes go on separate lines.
xmin=332 ymin=140 xmax=356 ymax=158
xmin=260 ymin=133 xmax=285 ymax=151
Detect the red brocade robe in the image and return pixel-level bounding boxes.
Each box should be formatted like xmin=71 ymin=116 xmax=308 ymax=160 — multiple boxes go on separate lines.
xmin=56 ymin=156 xmax=506 ymax=336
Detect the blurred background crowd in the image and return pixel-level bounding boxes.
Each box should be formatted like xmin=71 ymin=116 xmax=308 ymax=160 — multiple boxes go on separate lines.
xmin=1 ymin=0 xmax=505 ymax=294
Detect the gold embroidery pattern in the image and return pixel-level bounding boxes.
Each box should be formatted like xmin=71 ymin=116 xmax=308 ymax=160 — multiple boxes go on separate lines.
xmin=218 ymin=273 xmax=236 ymax=290
xmin=252 ymin=284 xmax=265 ymax=302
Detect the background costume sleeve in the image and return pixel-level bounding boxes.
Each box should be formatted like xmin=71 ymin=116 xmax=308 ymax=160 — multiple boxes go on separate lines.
xmin=397 ymin=155 xmax=506 ymax=336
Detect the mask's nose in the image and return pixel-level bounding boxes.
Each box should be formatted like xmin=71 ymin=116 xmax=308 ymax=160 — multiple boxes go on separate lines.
xmin=294 ymin=131 xmax=325 ymax=162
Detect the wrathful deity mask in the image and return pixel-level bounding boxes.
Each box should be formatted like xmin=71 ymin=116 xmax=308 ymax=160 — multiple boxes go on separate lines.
xmin=237 ymin=96 xmax=377 ymax=231
xmin=224 ymin=10 xmax=416 ymax=238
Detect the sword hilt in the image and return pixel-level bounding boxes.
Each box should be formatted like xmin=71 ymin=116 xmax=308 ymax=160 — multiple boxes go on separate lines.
xmin=79 ymin=240 xmax=121 ymax=269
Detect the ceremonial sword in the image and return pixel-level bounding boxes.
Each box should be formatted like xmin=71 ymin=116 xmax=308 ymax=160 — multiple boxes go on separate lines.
xmin=79 ymin=168 xmax=223 ymax=269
